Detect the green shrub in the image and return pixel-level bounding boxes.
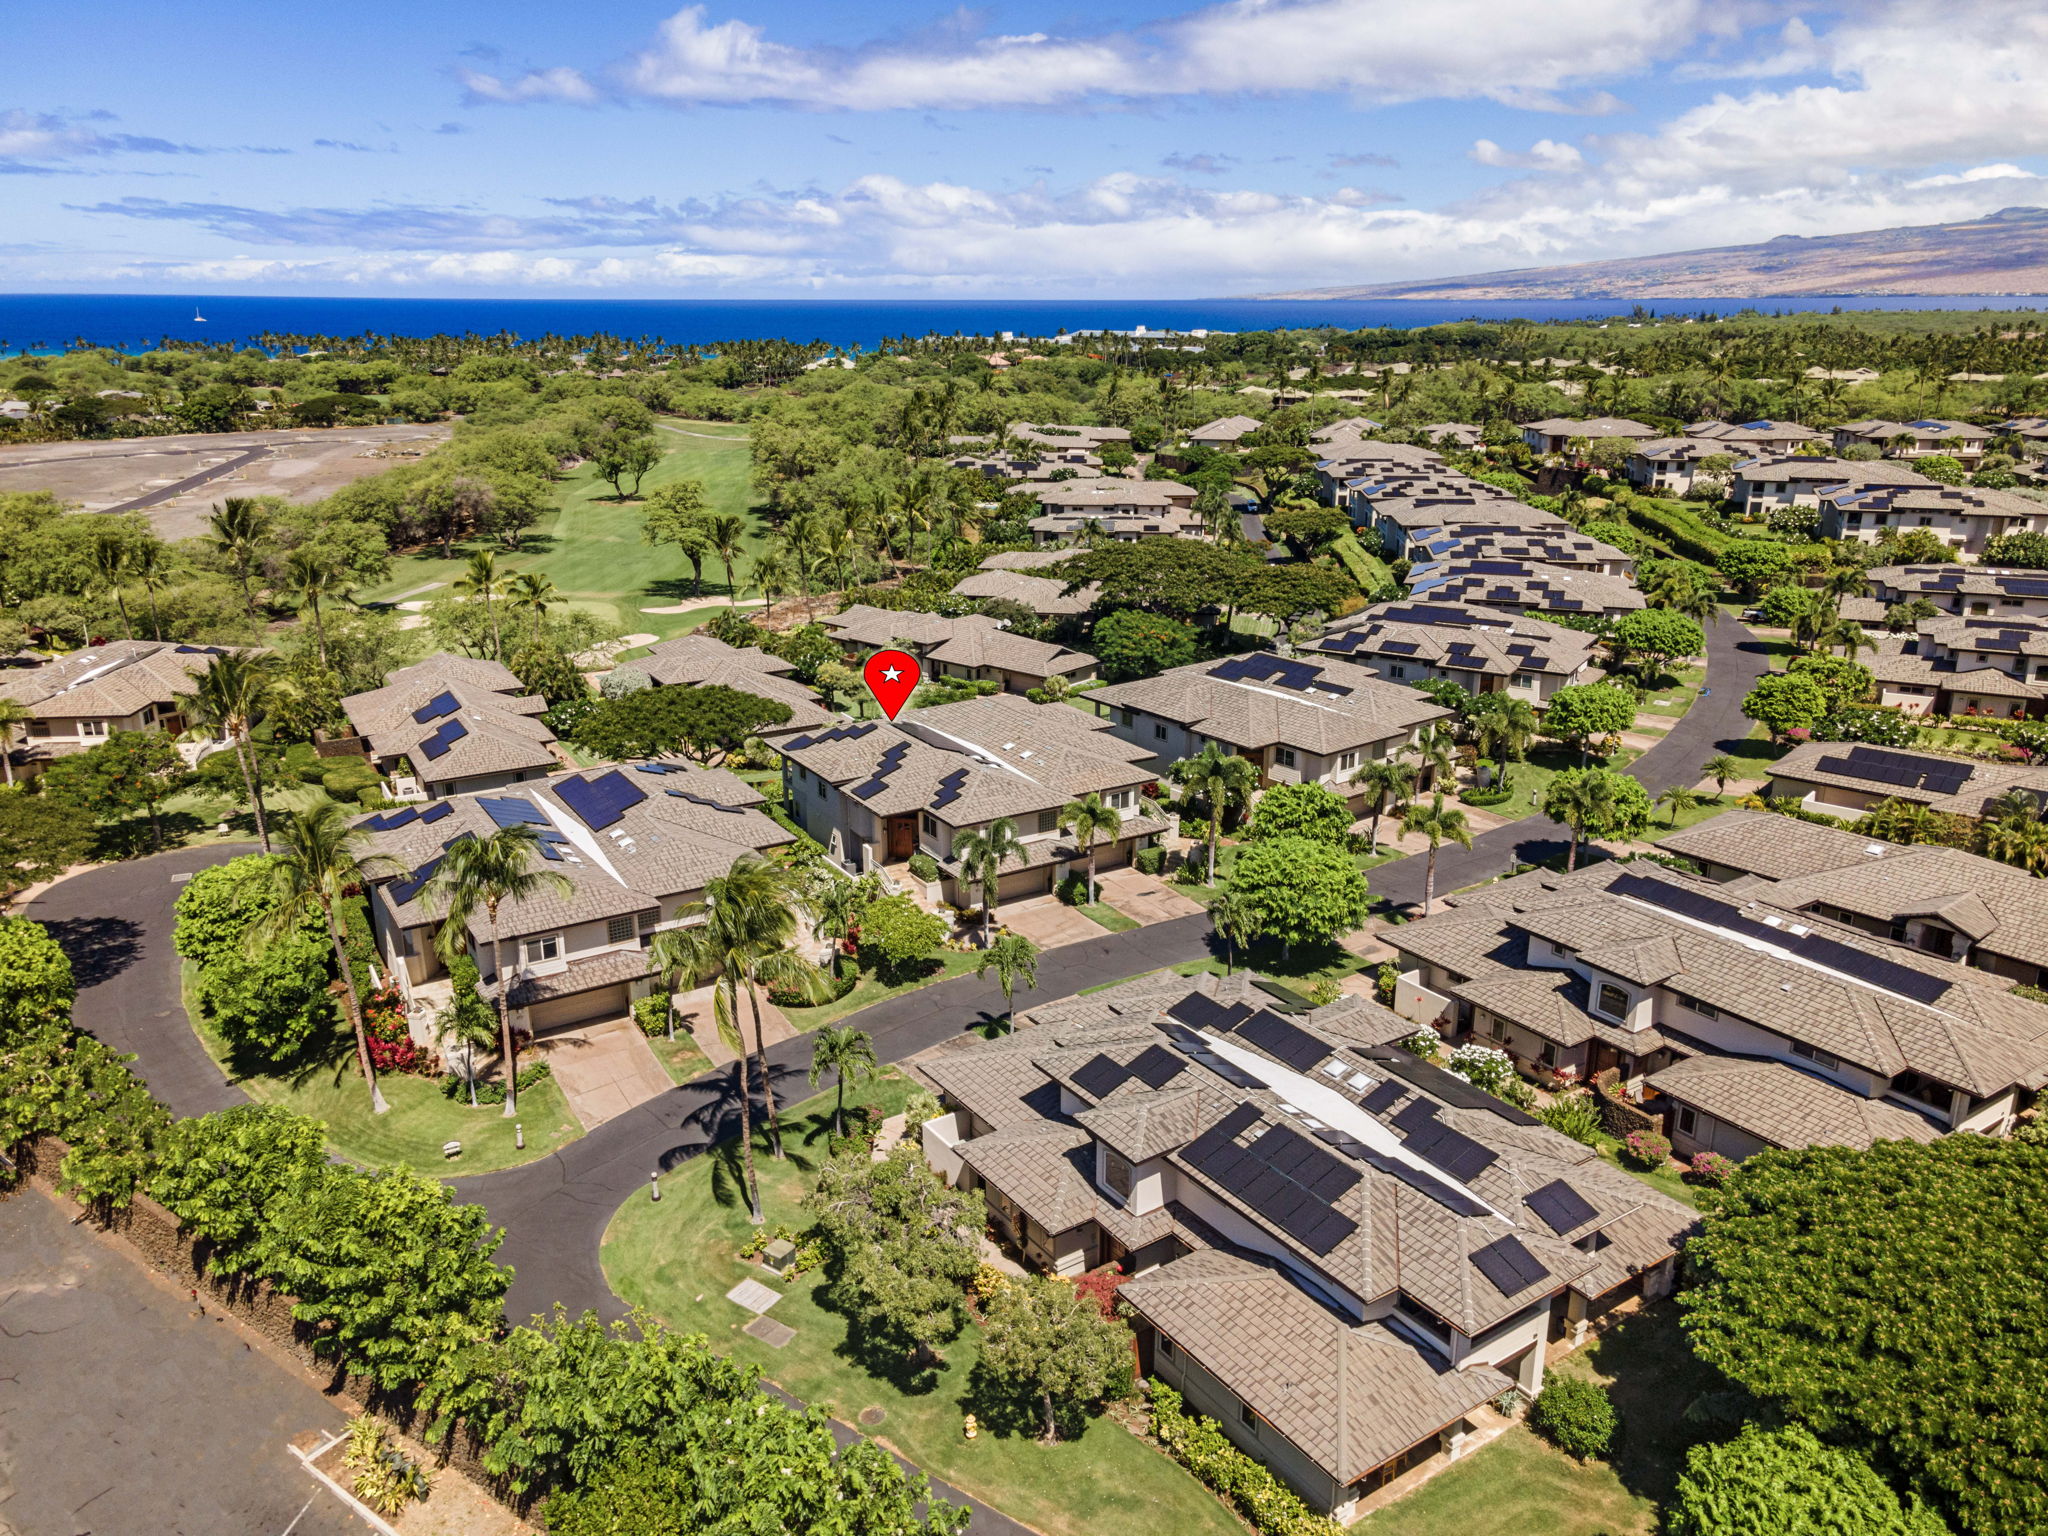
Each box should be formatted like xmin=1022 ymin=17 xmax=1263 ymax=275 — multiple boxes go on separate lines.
xmin=631 ymin=994 xmax=671 ymax=1036
xmin=1669 ymin=1422 xmax=1952 ymax=1536
xmin=1134 ymin=845 xmax=1165 ymax=875
xmin=1461 ymin=785 xmax=1515 ymax=807
xmin=1538 ymin=1094 xmax=1603 ymax=1145
xmin=767 ymin=969 xmax=858 ymax=1007
xmin=1150 ymin=1385 xmax=1341 ymax=1536
xmin=320 ymin=758 xmax=381 ymax=799
xmin=1620 ymin=1128 xmax=1673 ymax=1169
xmin=1527 ymin=1374 xmax=1618 ymax=1461
xmin=1055 ymin=872 xmax=1089 ymax=906
xmin=442 ymin=1059 xmax=551 ymax=1105
xmin=905 ymin=850 xmax=941 ymax=882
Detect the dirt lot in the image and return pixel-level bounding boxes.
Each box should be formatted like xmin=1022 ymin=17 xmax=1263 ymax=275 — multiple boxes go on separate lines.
xmin=0 ymin=422 xmax=449 ymax=538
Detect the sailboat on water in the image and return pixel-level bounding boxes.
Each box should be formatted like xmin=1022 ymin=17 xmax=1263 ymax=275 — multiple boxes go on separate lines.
xmin=192 ymin=306 xmax=206 ymax=323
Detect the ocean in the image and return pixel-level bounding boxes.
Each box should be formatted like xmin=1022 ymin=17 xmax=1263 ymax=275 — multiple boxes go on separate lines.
xmin=3 ymin=292 xmax=2047 ymax=353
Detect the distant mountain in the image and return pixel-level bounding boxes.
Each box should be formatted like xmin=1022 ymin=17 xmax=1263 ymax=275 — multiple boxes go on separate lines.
xmin=1255 ymin=207 xmax=2048 ymax=301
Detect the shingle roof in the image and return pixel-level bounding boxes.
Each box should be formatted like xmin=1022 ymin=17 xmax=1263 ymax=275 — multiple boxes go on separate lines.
xmin=1187 ymin=414 xmax=1262 ymax=441
xmin=631 ymin=633 xmax=835 ymax=731
xmin=950 ymin=569 xmax=1101 ymax=617
xmin=1089 ymin=654 xmax=1448 ymax=754
xmin=0 ymin=640 xmax=242 ymax=720
xmin=1407 ymin=559 xmax=1644 ymax=615
xmin=1308 ymin=599 xmax=1598 ymax=680
xmin=1648 ymin=1055 xmax=1944 ymax=1150
xmin=1769 ymin=739 xmax=2048 ymax=817
xmin=1521 ymin=417 xmax=1658 ymax=438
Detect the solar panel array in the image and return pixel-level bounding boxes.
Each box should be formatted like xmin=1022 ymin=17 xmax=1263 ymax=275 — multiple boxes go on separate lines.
xmin=850 ymin=741 xmax=912 ymax=801
xmin=1070 ymin=1044 xmax=1190 ymax=1100
xmin=364 ymin=806 xmax=418 ymax=832
xmin=1182 ymin=1111 xmax=1359 ymax=1256
xmin=1207 ymin=654 xmax=1352 ymax=697
xmin=421 ymin=802 xmax=453 ymax=824
xmin=634 ymin=761 xmax=683 ymax=775
xmin=782 ymin=722 xmax=879 ymax=751
xmin=555 ymin=770 xmax=649 ymax=831
xmin=930 ymin=766 xmax=970 ymax=811
xmin=477 ymin=795 xmax=572 ymax=859
xmin=1166 ymin=992 xmax=1255 ymax=1034
xmin=1236 ymin=1010 xmax=1333 ymax=1073
xmin=1524 ymin=1179 xmax=1598 ymax=1235
xmin=1812 ymin=743 xmax=1972 ymax=798
xmin=1605 ymin=871 xmax=1953 ymax=1006
xmin=389 ymin=854 xmax=445 ymax=906
xmin=418 ymin=719 xmax=468 ymax=761
xmin=173 ymin=644 xmax=228 ymax=655
xmin=1360 ymin=1078 xmax=1407 ymax=1116
xmin=1470 ymin=1235 xmax=1551 ymax=1298
xmin=1362 ymin=1044 xmax=1543 ymax=1125
xmin=411 ymin=691 xmax=459 ymax=724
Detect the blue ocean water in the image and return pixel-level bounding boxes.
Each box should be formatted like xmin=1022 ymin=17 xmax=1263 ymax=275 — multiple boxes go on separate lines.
xmin=2 ymin=292 xmax=2045 ymax=353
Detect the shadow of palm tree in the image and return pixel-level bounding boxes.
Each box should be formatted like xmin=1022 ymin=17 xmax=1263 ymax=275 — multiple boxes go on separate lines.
xmin=40 ymin=915 xmax=143 ymax=988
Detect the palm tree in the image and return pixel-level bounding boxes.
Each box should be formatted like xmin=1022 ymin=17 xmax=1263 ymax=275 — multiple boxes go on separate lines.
xmin=207 ymin=497 xmax=267 ymax=618
xmin=1057 ymin=792 xmax=1123 ymax=904
xmin=809 ymin=873 xmax=869 ymax=981
xmin=1209 ymin=890 xmax=1260 ymax=973
xmin=437 ymin=985 xmax=501 ymax=1108
xmin=1543 ymin=772 xmax=1618 ymax=872
xmin=1350 ymin=756 xmax=1417 ymax=855
xmin=91 ymin=534 xmax=132 ymax=640
xmin=1169 ymin=744 xmax=1257 ymax=882
xmin=177 ymin=651 xmax=277 ymax=852
xmin=807 ymin=1025 xmax=878 ymax=1137
xmin=1657 ymin=783 xmax=1702 ymax=827
xmin=129 ymin=539 xmax=168 ymax=641
xmin=703 ymin=512 xmax=748 ymax=599
xmin=749 ymin=549 xmax=793 ymax=616
xmin=1401 ymin=793 xmax=1472 ymax=915
xmin=952 ymin=816 xmax=1026 ymax=947
xmin=1467 ymin=694 xmax=1538 ymax=787
xmin=975 ymin=932 xmax=1039 ymax=1032
xmin=658 ymin=853 xmax=825 ymax=1168
xmin=0 ymin=697 xmax=27 ymax=786
xmin=1410 ymin=722 xmax=1458 ymax=793
xmin=1700 ymin=753 xmax=1742 ymax=798
xmin=421 ymin=824 xmax=573 ymax=1118
xmin=257 ymin=802 xmax=401 ymax=1115
xmin=454 ymin=549 xmax=504 ymax=661
xmin=504 ymin=571 xmax=559 ymax=650
xmin=281 ymin=547 xmax=346 ymax=668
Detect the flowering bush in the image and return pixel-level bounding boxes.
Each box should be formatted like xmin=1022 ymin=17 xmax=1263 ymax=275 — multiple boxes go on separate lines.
xmin=1073 ymin=1265 xmax=1127 ymax=1318
xmin=368 ymin=1034 xmax=433 ymax=1075
xmin=1448 ymin=1042 xmax=1518 ymax=1097
xmin=1620 ymin=1128 xmax=1674 ymax=1170
xmin=1398 ymin=1028 xmax=1442 ymax=1061
xmin=1685 ymin=1150 xmax=1738 ymax=1187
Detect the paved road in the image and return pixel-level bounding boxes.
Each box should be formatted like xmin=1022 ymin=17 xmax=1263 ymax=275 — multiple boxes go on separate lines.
xmin=24 ymin=842 xmax=255 ymax=1118
xmin=102 ymin=446 xmax=271 ymax=513
xmin=0 ymin=1187 xmax=362 ymax=1536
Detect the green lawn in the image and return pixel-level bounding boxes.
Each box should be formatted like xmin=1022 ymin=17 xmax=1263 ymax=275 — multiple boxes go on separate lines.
xmin=785 ymin=950 xmax=986 ymax=1032
xmin=1587 ymin=1131 xmax=1700 ymax=1208
xmin=358 ymin=420 xmax=769 ymax=644
xmin=1174 ymin=937 xmax=1365 ymax=991
xmin=1080 ymin=902 xmax=1141 ymax=933
xmin=182 ymin=963 xmax=582 ymax=1174
xmin=1475 ymin=746 xmax=1641 ymax=821
xmin=1632 ymin=662 xmax=1707 ymax=722
xmin=1359 ymin=1303 xmax=1719 ymax=1536
xmin=602 ymin=1074 xmax=1242 ymax=1536
xmin=647 ymin=1028 xmax=713 ymax=1086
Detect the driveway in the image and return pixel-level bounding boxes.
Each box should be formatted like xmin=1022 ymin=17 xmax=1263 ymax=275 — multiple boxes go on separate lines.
xmin=535 ymin=1017 xmax=676 ymax=1130
xmin=1095 ymin=867 xmax=1207 ymax=925
xmin=999 ymin=894 xmax=1108 ymax=948
xmin=0 ymin=1188 xmax=362 ymax=1536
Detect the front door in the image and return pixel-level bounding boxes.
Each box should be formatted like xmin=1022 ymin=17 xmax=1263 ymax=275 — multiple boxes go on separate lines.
xmin=887 ymin=815 xmax=916 ymax=861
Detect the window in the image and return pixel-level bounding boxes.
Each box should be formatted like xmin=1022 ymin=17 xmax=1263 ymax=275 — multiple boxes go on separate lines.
xmin=638 ymin=910 xmax=658 ymax=933
xmin=1675 ymin=991 xmax=1719 ymax=1021
xmin=524 ymin=934 xmax=561 ymax=964
xmin=1118 ymin=710 xmax=1134 ymax=727
xmin=1337 ymin=751 xmax=1358 ymax=771
xmin=1388 ymin=663 xmax=1407 ymax=679
xmin=1512 ymin=672 xmax=1535 ymax=689
xmin=1274 ymin=747 xmax=1297 ymax=769
xmin=1550 ymin=941 xmax=1572 ymax=958
xmin=1539 ymin=1042 xmax=1557 ymax=1067
xmin=1153 ymin=723 xmax=1168 ymax=741
xmin=1486 ymin=1015 xmax=1505 ymax=1041
xmin=79 ymin=720 xmax=109 ymax=739
xmin=1595 ymin=983 xmax=1629 ymax=1019
xmin=1790 ymin=1040 xmax=1842 ymax=1071
xmin=1677 ymin=1107 xmax=1697 ymax=1136
xmin=607 ymin=915 xmax=635 ymax=944
xmin=1158 ymin=1335 xmax=1176 ymax=1358
xmin=922 ymin=814 xmax=936 ymax=834
xmin=1238 ymin=1402 xmax=1260 ymax=1434
xmin=1102 ymin=1147 xmax=1133 ymax=1199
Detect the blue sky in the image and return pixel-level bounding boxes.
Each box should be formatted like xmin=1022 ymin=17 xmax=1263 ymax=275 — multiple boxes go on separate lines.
xmin=4 ymin=0 xmax=2047 ymax=296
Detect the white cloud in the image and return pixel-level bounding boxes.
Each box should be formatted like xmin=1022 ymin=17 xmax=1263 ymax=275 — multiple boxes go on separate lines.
xmin=462 ymin=0 xmax=1713 ymax=113
xmin=1470 ymin=138 xmax=1584 ymax=170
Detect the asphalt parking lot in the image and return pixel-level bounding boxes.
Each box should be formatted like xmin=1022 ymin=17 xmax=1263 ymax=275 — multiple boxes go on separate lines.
xmin=0 ymin=1190 xmax=363 ymax=1536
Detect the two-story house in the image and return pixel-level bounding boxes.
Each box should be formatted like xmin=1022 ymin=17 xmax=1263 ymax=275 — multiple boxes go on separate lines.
xmin=1304 ymin=600 xmax=1600 ymax=710
xmin=1622 ymin=437 xmax=1734 ymax=496
xmin=1683 ymin=418 xmax=1828 ymax=454
xmin=1858 ymin=613 xmax=2048 ymax=718
xmin=1401 ymin=529 xmax=1634 ymax=578
xmin=778 ymin=694 xmax=1166 ymax=903
xmin=355 ymin=761 xmax=794 ymax=1036
xmin=1184 ymin=414 xmax=1263 ymax=449
xmin=341 ymin=654 xmax=560 ymax=801
xmin=1359 ymin=496 xmax=1567 ymax=556
xmin=918 ymin=968 xmax=1696 ymax=1520
xmin=1087 ymin=653 xmax=1449 ymax=811
xmin=1728 ymin=455 xmax=1930 ymax=517
xmin=1406 ymin=559 xmax=1644 ymax=619
xmin=627 ymin=632 xmax=836 ymax=736
xmin=1866 ymin=563 xmax=2048 ymax=618
xmin=1518 ymin=417 xmax=1659 ymax=456
xmin=1818 ymin=482 xmax=2048 ymax=556
xmin=1388 ymin=861 xmax=2048 ymax=1161
xmin=1027 ymin=479 xmax=1203 ymax=543
xmin=822 ymin=606 xmax=1098 ymax=694
xmin=0 ymin=639 xmax=241 ymax=771
xmin=1765 ymin=739 xmax=2048 ymax=821
xmin=1832 ymin=418 xmax=1990 ymax=465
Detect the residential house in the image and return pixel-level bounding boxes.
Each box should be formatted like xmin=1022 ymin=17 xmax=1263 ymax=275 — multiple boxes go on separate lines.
xmin=1818 ymin=482 xmax=2048 ymax=556
xmin=629 ymin=632 xmax=836 ymax=735
xmin=1683 ymin=418 xmax=1828 ymax=454
xmin=1518 ymin=418 xmax=1659 ymax=456
xmin=1621 ymin=437 xmax=1731 ymax=497
xmin=356 ymin=762 xmax=793 ymax=1035
xmin=1184 ymin=414 xmax=1264 ymax=449
xmin=778 ymin=694 xmax=1166 ymax=902
xmin=1027 ymin=479 xmax=1203 ymax=543
xmin=1867 ymin=563 xmax=2048 ymax=618
xmin=341 ymin=655 xmax=560 ymax=801
xmin=1305 ymin=600 xmax=1601 ymax=710
xmin=1088 ymin=653 xmax=1449 ymax=809
xmin=1829 ymin=418 xmax=1991 ymax=465
xmin=1728 ymin=455 xmax=1930 ymax=517
xmin=918 ymin=968 xmax=1696 ymax=1519
xmin=1858 ymin=613 xmax=2048 ymax=718
xmin=1407 ymin=560 xmax=1644 ymax=619
xmin=1010 ymin=422 xmax=1132 ymax=450
xmin=949 ymin=565 xmax=1101 ymax=621
xmin=1662 ymin=807 xmax=2048 ymax=988
xmin=822 ymin=606 xmax=1097 ymax=694
xmin=0 ymin=639 xmax=241 ymax=769
xmin=1992 ymin=415 xmax=2048 ymax=459
xmin=1766 ymin=739 xmax=2048 ymax=820
xmin=1360 ymin=496 xmax=1567 ymax=556
xmin=1402 ymin=529 xmax=1633 ymax=579
xmin=1389 ymin=860 xmax=2048 ymax=1160
xmin=1414 ymin=422 xmax=1484 ymax=449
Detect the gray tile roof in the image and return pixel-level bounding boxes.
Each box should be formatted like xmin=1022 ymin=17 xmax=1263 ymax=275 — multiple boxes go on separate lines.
xmin=1659 ymin=808 xmax=1909 ymax=881
xmin=1089 ymin=655 xmax=1449 ymax=754
xmin=825 ymin=608 xmax=1097 ymax=680
xmin=1769 ymin=739 xmax=2048 ymax=817
xmin=1407 ymin=560 xmax=1644 ymax=615
xmin=949 ymin=568 xmax=1101 ymax=617
xmin=0 ymin=640 xmax=244 ymax=720
xmin=1308 ymin=599 xmax=1599 ymax=680
xmin=631 ymin=633 xmax=835 ymax=732
xmin=1649 ymin=1055 xmax=1944 ymax=1151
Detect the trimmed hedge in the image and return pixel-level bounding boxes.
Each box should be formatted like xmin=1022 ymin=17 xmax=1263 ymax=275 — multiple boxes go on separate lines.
xmin=1135 ymin=846 xmax=1166 ymax=875
xmin=766 ymin=969 xmax=859 ymax=1008
xmin=1150 ymin=1385 xmax=1341 ymax=1536
xmin=1527 ymin=1375 xmax=1618 ymax=1461
xmin=442 ymin=1059 xmax=551 ymax=1105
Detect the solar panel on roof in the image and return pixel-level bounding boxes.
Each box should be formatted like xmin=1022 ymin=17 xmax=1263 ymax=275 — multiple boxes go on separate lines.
xmin=418 ymin=719 xmax=468 ymax=761
xmin=1071 ymin=1054 xmax=1128 ymax=1099
xmin=1471 ymin=1236 xmax=1551 ymax=1298
xmin=1271 ymin=1197 xmax=1357 ymax=1256
xmin=1363 ymin=1045 xmax=1542 ymax=1125
xmin=419 ymin=802 xmax=454 ymax=823
xmin=555 ymin=769 xmax=648 ymax=831
xmin=1525 ymin=1179 xmax=1598 ymax=1235
xmin=1168 ymin=992 xmax=1256 ymax=1034
xmin=480 ymin=795 xmax=549 ymax=828
xmin=388 ymin=855 xmax=444 ymax=907
xmin=364 ymin=807 xmax=419 ymax=832
xmin=1391 ymin=1097 xmax=1441 ymax=1137
xmin=1360 ymin=1079 xmax=1406 ymax=1116
xmin=411 ymin=691 xmax=460 ymax=724
xmin=1417 ymin=1129 xmax=1497 ymax=1183
xmin=930 ymin=766 xmax=970 ymax=811
xmin=1127 ymin=1045 xmax=1185 ymax=1090
xmin=634 ymin=761 xmax=681 ymax=774
xmin=1237 ymin=1011 xmax=1331 ymax=1072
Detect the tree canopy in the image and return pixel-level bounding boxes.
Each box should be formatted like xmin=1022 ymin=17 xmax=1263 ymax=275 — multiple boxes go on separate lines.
xmin=573 ymin=683 xmax=792 ymax=763
xmin=1091 ymin=607 xmax=1199 ymax=681
xmin=1607 ymin=608 xmax=1705 ymax=678
xmin=1541 ymin=682 xmax=1637 ymax=752
xmin=0 ymin=916 xmax=75 ymax=1045
xmin=978 ymin=1274 xmax=1136 ymax=1443
xmin=1742 ymin=672 xmax=1830 ymax=739
xmin=806 ymin=1146 xmax=985 ymax=1358
xmin=1228 ymin=834 xmax=1371 ymax=950
xmin=1248 ymin=781 xmax=1353 ymax=845
xmin=1669 ymin=1423 xmax=1951 ymax=1536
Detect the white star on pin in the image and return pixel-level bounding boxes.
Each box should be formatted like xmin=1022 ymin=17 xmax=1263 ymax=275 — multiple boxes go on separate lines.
xmin=882 ymin=667 xmax=901 ymax=682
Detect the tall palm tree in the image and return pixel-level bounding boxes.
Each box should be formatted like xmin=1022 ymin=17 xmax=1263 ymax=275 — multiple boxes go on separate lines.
xmin=281 ymin=547 xmax=346 ymax=668
xmin=1057 ymin=792 xmax=1123 ymax=904
xmin=952 ymin=816 xmax=1026 ymax=947
xmin=1543 ymin=772 xmax=1618 ymax=873
xmin=1170 ymin=743 xmax=1258 ymax=881
xmin=1467 ymin=694 xmax=1538 ymax=786
xmin=703 ymin=512 xmax=748 ymax=599
xmin=807 ymin=1025 xmax=878 ymax=1138
xmin=749 ymin=549 xmax=793 ymax=616
xmin=257 ymin=802 xmax=401 ymax=1115
xmin=1209 ymin=890 xmax=1260 ymax=973
xmin=1700 ymin=753 xmax=1742 ymax=799
xmin=91 ymin=534 xmax=132 ymax=640
xmin=1409 ymin=722 xmax=1458 ymax=793
xmin=809 ymin=872 xmax=868 ymax=980
xmin=453 ymin=549 xmax=504 ymax=661
xmin=0 ymin=697 xmax=27 ymax=786
xmin=207 ymin=497 xmax=267 ymax=618
xmin=504 ymin=571 xmax=559 ymax=650
xmin=654 ymin=853 xmax=826 ymax=1174
xmin=177 ymin=651 xmax=277 ymax=852
xmin=1351 ymin=756 xmax=1417 ymax=855
xmin=1401 ymin=793 xmax=1472 ymax=915
xmin=421 ymin=823 xmax=573 ymax=1117
xmin=128 ymin=539 xmax=168 ymax=641
xmin=975 ymin=932 xmax=1039 ymax=1032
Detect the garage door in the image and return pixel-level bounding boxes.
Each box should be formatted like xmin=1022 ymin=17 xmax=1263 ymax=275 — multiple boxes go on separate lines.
xmin=998 ymin=867 xmax=1056 ymax=902
xmin=527 ymin=983 xmax=631 ymax=1035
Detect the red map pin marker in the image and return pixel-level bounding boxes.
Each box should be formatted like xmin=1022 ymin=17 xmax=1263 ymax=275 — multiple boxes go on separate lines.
xmin=862 ymin=648 xmax=921 ymax=721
